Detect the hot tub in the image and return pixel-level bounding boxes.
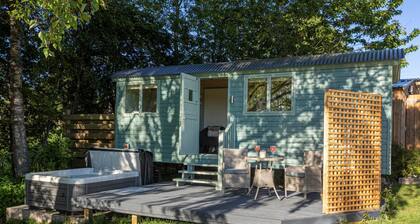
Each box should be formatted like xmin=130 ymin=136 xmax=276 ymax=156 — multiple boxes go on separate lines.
xmin=25 ymin=148 xmax=143 ymax=212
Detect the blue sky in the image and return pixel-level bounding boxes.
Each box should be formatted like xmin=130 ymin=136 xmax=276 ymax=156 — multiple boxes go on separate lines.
xmin=398 ymin=0 xmax=420 ymax=79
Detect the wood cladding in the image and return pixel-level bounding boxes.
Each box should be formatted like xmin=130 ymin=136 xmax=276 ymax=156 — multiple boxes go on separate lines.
xmin=64 ymin=114 xmax=115 ymax=166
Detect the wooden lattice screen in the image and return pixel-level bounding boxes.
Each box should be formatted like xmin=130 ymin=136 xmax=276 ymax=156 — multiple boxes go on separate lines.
xmin=323 ymin=89 xmax=382 ymax=214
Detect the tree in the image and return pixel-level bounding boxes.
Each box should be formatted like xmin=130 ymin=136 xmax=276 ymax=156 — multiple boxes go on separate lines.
xmin=188 ymin=0 xmax=419 ymax=62
xmin=1 ymin=0 xmax=418 ymax=178
xmin=7 ymin=0 xmax=105 ymax=177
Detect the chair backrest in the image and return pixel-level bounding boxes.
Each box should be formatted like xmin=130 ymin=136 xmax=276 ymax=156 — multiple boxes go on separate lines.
xmin=304 ymin=150 xmax=322 ymax=167
xmin=223 ymin=148 xmax=248 ymax=170
xmin=284 ymin=149 xmax=322 ymax=167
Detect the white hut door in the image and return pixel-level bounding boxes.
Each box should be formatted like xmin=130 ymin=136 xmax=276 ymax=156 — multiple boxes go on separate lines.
xmin=179 ymin=73 xmax=200 ymax=155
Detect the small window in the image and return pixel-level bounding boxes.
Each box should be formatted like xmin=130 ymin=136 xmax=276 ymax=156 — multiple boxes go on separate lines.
xmin=247 ymin=78 xmax=267 ymax=112
xmin=142 ymin=87 xmax=157 ymax=112
xmin=270 ymin=77 xmax=292 ymax=111
xmin=188 ymin=89 xmax=194 ymax=102
xmin=125 ymin=85 xmax=140 ymax=113
xmin=246 ymin=75 xmax=292 ymax=113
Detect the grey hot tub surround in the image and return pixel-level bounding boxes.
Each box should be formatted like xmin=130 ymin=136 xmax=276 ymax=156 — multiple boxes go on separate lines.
xmin=25 ymin=148 xmax=145 ymax=212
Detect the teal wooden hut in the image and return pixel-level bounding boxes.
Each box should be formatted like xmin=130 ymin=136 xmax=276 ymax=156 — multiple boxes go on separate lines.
xmin=112 ymin=49 xmax=404 ymax=175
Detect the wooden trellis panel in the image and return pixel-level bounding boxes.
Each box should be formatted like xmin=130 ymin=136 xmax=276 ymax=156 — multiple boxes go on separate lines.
xmin=323 ymin=89 xmax=382 ymax=214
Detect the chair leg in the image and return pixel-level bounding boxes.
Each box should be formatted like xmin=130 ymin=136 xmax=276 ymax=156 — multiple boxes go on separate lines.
xmin=304 ymin=192 xmax=307 ymax=200
xmin=254 ymin=187 xmax=260 ymax=200
xmin=272 ymin=186 xmax=281 ymax=200
xmin=284 ymin=189 xmax=288 ymax=199
xmin=247 ymin=187 xmax=252 ymax=195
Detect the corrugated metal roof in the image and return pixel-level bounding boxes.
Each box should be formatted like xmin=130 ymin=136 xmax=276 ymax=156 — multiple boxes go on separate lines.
xmin=393 ymin=78 xmax=419 ymax=89
xmin=113 ymin=48 xmax=404 ymax=79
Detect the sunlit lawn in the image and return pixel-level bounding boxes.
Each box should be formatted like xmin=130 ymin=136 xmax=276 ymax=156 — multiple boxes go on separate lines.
xmin=365 ymin=184 xmax=420 ymax=224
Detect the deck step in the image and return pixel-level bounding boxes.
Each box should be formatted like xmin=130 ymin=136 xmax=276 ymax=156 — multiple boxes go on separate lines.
xmin=183 ymin=163 xmax=218 ymax=168
xmin=178 ymin=170 xmax=218 ymax=175
xmin=173 ymin=178 xmax=217 ymax=186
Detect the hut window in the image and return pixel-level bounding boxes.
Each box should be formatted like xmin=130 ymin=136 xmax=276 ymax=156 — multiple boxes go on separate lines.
xmin=270 ymin=77 xmax=292 ymax=111
xmin=246 ymin=76 xmax=292 ymax=113
xmin=142 ymin=86 xmax=157 ymax=112
xmin=247 ymin=78 xmax=267 ymax=112
xmin=125 ymin=85 xmax=140 ymax=113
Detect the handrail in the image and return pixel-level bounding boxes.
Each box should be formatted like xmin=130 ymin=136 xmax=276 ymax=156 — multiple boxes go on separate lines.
xmin=222 ymin=118 xmax=236 ymax=149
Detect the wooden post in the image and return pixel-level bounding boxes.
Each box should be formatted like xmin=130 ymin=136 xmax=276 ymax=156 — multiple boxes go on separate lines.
xmin=216 ymin=131 xmax=224 ymax=191
xmin=322 ymin=90 xmax=329 ymax=213
xmin=131 ymin=214 xmax=138 ymax=224
xmin=83 ymin=208 xmax=91 ymax=223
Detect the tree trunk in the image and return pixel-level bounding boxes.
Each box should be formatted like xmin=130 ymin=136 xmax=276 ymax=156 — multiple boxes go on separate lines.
xmin=9 ymin=16 xmax=30 ymax=177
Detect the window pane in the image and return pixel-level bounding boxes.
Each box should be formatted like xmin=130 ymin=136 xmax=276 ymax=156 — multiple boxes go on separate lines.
xmin=125 ymin=85 xmax=139 ymax=113
xmin=247 ymin=78 xmax=267 ymax=112
xmin=188 ymin=89 xmax=193 ymax=102
xmin=142 ymin=87 xmax=157 ymax=112
xmin=271 ymin=77 xmax=292 ymax=111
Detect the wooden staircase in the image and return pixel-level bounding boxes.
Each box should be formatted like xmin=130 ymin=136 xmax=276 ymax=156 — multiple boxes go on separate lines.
xmin=173 ymin=163 xmax=219 ymax=188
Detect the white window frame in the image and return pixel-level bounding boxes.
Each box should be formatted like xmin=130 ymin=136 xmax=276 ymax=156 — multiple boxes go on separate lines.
xmin=124 ymin=82 xmax=159 ymax=115
xmin=243 ymin=73 xmax=294 ymax=115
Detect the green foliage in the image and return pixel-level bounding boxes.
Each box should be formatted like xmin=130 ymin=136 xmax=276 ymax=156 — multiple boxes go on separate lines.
xmin=402 ymin=150 xmax=420 ymax=177
xmin=10 ymin=0 xmax=106 ymax=57
xmin=6 ymin=218 xmax=41 ymax=224
xmin=0 ymin=179 xmax=24 ymax=221
xmin=381 ymin=187 xmax=398 ymax=219
xmin=189 ymin=0 xmax=419 ymax=62
xmin=90 ymin=214 xmax=189 ymax=224
xmin=29 ymin=131 xmax=72 ymax=172
xmin=0 ymin=131 xmax=71 ymax=222
xmin=391 ymin=144 xmax=420 ymax=180
xmin=0 ymin=148 xmax=13 ymax=178
xmin=365 ymin=185 xmax=420 ymax=224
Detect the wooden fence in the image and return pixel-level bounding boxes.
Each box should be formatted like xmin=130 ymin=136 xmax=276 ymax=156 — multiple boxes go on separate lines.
xmin=64 ymin=114 xmax=115 ymax=166
xmin=323 ymin=89 xmax=382 ymax=214
xmin=405 ymin=95 xmax=420 ymax=149
xmin=392 ymin=93 xmax=420 ymax=149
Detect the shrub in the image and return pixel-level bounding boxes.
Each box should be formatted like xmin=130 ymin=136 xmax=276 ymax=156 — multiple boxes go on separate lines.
xmin=402 ymin=150 xmax=420 ymax=177
xmin=0 ymin=130 xmax=72 ymax=222
xmin=381 ymin=187 xmax=398 ymax=219
xmin=0 ymin=179 xmax=24 ymax=221
xmin=390 ymin=144 xmax=420 ymax=180
xmin=29 ymin=131 xmax=73 ymax=172
xmin=0 ymin=148 xmax=13 ymax=178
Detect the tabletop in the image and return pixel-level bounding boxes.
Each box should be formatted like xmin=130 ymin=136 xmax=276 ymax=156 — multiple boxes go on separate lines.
xmin=245 ymin=156 xmax=284 ymax=162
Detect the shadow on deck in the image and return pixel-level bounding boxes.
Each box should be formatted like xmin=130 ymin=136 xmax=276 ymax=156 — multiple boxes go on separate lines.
xmin=74 ymin=182 xmax=376 ymax=224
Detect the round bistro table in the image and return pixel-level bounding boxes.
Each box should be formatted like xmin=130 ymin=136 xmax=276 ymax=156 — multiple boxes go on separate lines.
xmin=246 ymin=156 xmax=284 ymax=200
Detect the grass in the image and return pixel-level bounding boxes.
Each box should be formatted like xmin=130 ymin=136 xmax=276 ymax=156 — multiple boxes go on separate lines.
xmin=5 ymin=184 xmax=418 ymax=224
xmin=91 ymin=214 xmax=189 ymax=224
xmin=364 ymin=184 xmax=420 ymax=224
xmin=92 ymin=213 xmax=191 ymax=224
xmin=6 ymin=215 xmax=188 ymax=224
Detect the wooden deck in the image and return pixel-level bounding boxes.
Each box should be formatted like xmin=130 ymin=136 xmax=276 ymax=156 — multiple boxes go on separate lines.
xmin=74 ymin=182 xmax=377 ymax=224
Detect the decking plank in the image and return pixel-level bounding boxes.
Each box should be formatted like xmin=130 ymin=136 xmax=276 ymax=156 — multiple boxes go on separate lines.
xmin=74 ymin=183 xmax=330 ymax=224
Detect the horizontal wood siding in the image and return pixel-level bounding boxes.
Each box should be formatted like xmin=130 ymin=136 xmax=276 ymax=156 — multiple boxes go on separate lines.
xmin=116 ymin=64 xmax=393 ymax=174
xmin=115 ymin=77 xmax=182 ymax=163
xmin=229 ymin=65 xmax=392 ymax=174
xmin=64 ymin=114 xmax=115 ymax=167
